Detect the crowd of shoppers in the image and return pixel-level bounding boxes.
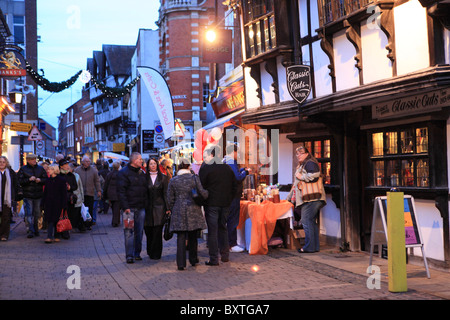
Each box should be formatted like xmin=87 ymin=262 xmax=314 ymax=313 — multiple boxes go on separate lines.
xmin=1 ymin=142 xmax=324 ymax=270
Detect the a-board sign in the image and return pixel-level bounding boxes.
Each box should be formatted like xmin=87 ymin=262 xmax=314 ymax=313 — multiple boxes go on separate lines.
xmin=369 ymin=195 xmax=430 ymax=278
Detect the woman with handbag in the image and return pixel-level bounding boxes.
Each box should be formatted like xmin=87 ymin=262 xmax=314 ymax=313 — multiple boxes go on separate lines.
xmin=58 ymin=158 xmax=78 ymax=239
xmin=144 ymin=157 xmax=169 ymax=260
xmin=167 ymin=158 xmax=208 ymax=270
xmin=42 ymin=164 xmax=68 ymax=243
xmin=288 ymin=146 xmax=326 ymax=253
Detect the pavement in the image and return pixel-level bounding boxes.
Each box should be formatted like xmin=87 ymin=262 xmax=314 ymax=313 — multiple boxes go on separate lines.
xmin=1 ymin=208 xmax=449 ymax=306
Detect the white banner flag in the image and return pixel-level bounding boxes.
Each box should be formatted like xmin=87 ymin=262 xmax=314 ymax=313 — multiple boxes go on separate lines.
xmin=137 ymin=67 xmax=174 ymax=140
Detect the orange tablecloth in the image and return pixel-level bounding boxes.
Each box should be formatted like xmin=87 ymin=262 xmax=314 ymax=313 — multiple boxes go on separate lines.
xmin=238 ymin=200 xmax=293 ymax=255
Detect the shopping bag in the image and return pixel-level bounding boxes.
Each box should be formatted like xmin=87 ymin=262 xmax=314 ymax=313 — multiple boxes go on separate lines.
xmin=123 ymin=210 xmax=134 ymax=230
xmin=56 ymin=209 xmax=72 ymax=233
xmin=81 ymin=203 xmax=92 ymax=221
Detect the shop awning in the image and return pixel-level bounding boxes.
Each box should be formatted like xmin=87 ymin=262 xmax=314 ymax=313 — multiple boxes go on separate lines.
xmin=103 ymin=152 xmax=129 ymax=161
xmin=201 ymin=108 xmax=245 ymax=131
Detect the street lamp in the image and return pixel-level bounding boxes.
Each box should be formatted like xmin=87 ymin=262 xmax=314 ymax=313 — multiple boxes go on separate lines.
xmin=9 ymin=90 xmax=25 ymax=167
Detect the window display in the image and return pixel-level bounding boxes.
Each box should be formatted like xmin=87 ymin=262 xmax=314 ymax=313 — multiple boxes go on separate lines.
xmin=370 ymin=127 xmax=429 ymax=188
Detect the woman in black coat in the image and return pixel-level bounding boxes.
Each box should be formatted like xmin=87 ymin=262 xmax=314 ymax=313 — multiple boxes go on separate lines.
xmin=42 ymin=164 xmax=68 ymax=243
xmin=144 ymin=157 xmax=169 ymax=260
xmin=103 ymin=161 xmax=121 ymax=227
xmin=58 ymin=158 xmax=78 ymax=239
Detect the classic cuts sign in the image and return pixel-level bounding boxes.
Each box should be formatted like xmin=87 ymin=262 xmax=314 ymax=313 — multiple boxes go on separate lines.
xmin=286 ymin=65 xmax=311 ymax=105
xmin=372 ymin=88 xmax=450 ymax=119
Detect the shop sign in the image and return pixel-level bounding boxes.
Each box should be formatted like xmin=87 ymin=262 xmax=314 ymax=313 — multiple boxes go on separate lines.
xmin=202 ymin=29 xmax=232 ymax=63
xmin=286 ymin=65 xmax=311 ymax=105
xmin=0 ymin=50 xmax=27 ymax=78
xmin=212 ymin=80 xmax=245 ymax=118
xmin=372 ymin=88 xmax=450 ymax=119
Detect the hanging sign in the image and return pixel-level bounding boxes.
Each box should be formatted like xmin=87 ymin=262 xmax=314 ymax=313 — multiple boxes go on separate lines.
xmin=202 ymin=28 xmax=232 ymax=63
xmin=137 ymin=67 xmax=174 ymax=140
xmin=286 ymin=65 xmax=311 ymax=105
xmin=369 ymin=195 xmax=430 ymax=278
xmin=0 ymin=50 xmax=27 ymax=78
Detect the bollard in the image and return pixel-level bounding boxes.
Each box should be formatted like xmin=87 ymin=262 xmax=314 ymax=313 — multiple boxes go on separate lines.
xmin=387 ymin=191 xmax=407 ymax=292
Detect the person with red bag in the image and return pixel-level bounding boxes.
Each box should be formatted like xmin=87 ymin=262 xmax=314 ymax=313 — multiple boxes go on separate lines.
xmin=42 ymin=164 xmax=68 ymax=243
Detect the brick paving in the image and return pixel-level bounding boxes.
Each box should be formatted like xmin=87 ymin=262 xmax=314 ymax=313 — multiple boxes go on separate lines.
xmin=0 ymin=210 xmax=445 ymax=302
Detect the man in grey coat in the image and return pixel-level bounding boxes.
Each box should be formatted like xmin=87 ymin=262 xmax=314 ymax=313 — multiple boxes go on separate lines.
xmin=74 ymin=155 xmax=101 ymax=229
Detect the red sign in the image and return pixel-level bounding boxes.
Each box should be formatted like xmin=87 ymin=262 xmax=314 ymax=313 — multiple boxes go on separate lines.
xmin=202 ymin=29 xmax=232 ymax=63
xmin=212 ymin=80 xmax=245 ymax=118
xmin=0 ymin=50 xmax=27 ymax=79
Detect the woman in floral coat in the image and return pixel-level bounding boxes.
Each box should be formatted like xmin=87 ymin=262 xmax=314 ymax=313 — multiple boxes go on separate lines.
xmin=167 ymin=159 xmax=208 ymax=270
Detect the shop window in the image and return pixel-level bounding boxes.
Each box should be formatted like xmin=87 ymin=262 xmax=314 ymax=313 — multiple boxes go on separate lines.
xmin=299 ymin=138 xmax=331 ymax=185
xmin=243 ymin=0 xmax=276 ymax=59
xmin=370 ymin=127 xmax=429 ymax=188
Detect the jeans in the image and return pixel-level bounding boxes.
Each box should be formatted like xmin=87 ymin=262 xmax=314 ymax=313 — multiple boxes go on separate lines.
xmin=300 ymin=200 xmax=325 ymax=252
xmin=123 ymin=208 xmax=145 ymax=259
xmin=24 ymin=198 xmax=42 ymax=235
xmin=205 ymin=206 xmax=230 ymax=264
xmin=227 ymin=197 xmax=240 ymax=247
xmin=47 ymin=222 xmax=56 ymax=240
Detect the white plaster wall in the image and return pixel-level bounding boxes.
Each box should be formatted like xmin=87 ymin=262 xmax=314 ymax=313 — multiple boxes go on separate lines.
xmin=412 ymin=199 xmax=445 ymax=262
xmin=394 ymin=0 xmax=430 ymax=76
xmin=445 ymin=28 xmax=450 ymax=65
xmin=333 ymin=29 xmax=359 ymax=91
xmin=298 ymin=0 xmax=320 ymax=38
xmin=244 ymin=66 xmax=260 ymax=110
xmin=320 ymin=194 xmax=341 ymax=240
xmin=260 ymin=62 xmax=276 ymax=106
xmin=277 ymin=56 xmax=291 ymax=102
xmin=299 ymin=0 xmax=309 ymax=38
xmin=360 ymin=20 xmax=392 ymax=84
xmin=312 ymin=41 xmax=333 ymax=97
xmin=278 ymin=133 xmax=293 ymax=186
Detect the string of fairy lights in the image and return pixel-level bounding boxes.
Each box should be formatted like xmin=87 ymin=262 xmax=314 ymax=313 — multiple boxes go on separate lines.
xmin=25 ymin=61 xmax=140 ymax=98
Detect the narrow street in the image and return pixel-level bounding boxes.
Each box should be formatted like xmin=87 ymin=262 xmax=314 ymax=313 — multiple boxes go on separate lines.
xmin=0 ymin=211 xmax=441 ymax=304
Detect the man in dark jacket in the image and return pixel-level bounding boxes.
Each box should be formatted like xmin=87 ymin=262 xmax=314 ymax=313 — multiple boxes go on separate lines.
xmin=199 ymin=146 xmax=237 ymax=266
xmin=18 ymin=154 xmax=48 ymax=238
xmin=117 ymin=152 xmax=148 ymax=264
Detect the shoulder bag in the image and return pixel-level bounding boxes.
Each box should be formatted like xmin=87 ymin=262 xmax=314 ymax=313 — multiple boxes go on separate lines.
xmin=298 ymin=177 xmax=323 ymax=202
xmin=191 ymin=175 xmax=205 ymax=206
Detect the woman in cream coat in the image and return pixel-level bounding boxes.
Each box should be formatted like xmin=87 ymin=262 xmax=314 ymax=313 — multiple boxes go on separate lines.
xmin=287 ymin=146 xmax=326 ymax=253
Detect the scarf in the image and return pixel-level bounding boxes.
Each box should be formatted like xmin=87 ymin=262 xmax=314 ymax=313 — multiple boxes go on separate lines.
xmin=0 ymin=169 xmax=12 ymax=208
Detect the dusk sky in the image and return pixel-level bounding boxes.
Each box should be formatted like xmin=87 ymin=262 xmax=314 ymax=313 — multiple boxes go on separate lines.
xmin=36 ymin=0 xmax=160 ymax=129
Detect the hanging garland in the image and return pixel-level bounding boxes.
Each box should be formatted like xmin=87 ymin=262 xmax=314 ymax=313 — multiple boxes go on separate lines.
xmin=26 ymin=61 xmax=82 ymax=93
xmin=25 ymin=61 xmax=140 ymax=97
xmin=90 ymin=75 xmax=140 ymax=98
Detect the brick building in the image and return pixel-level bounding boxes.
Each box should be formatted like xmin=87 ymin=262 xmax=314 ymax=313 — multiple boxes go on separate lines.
xmin=157 ymin=0 xmax=226 ymax=139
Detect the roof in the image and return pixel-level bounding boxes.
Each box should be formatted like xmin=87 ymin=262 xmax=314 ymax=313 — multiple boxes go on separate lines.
xmin=102 ymin=44 xmax=135 ymax=76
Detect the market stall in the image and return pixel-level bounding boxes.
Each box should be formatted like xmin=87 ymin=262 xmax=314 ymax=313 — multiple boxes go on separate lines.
xmin=237 ymin=183 xmax=294 ymax=255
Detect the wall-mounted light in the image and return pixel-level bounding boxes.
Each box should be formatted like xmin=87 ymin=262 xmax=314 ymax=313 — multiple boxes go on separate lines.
xmin=8 ymin=90 xmax=23 ymax=104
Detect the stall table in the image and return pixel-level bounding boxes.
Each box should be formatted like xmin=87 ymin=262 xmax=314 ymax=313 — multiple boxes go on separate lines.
xmin=237 ymin=200 xmax=294 ymax=255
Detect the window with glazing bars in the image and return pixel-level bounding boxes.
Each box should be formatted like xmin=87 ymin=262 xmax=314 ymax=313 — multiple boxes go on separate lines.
xmin=298 ymin=139 xmax=331 ymax=185
xmin=243 ymin=0 xmax=276 ymax=59
xmin=370 ymin=127 xmax=429 ymax=187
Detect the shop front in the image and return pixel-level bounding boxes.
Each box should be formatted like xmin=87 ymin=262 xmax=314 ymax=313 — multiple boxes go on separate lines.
xmin=301 ymin=65 xmax=450 ymax=267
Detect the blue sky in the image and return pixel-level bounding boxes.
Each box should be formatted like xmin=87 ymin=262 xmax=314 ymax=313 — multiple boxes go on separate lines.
xmin=36 ymin=0 xmax=160 ymax=129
